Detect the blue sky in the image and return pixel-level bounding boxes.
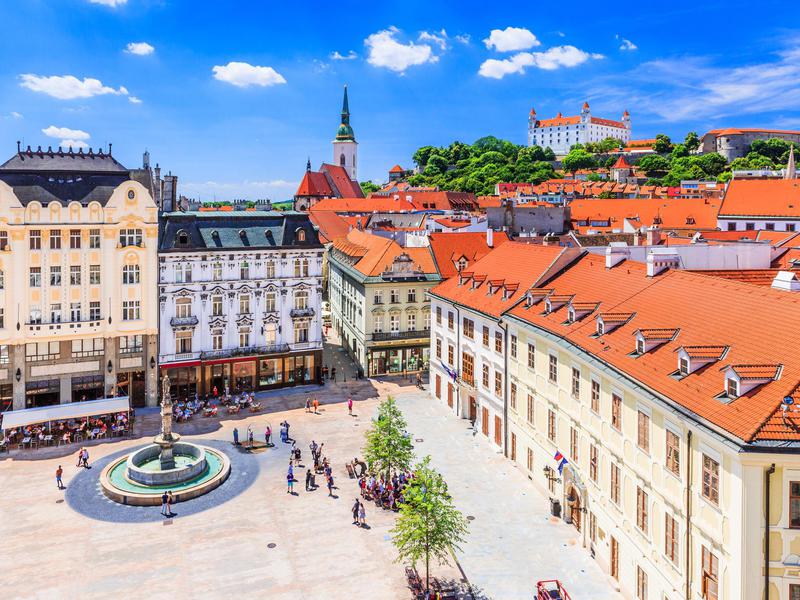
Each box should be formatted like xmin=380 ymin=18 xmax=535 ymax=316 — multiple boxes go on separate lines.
xmin=0 ymin=0 xmax=797 ymax=201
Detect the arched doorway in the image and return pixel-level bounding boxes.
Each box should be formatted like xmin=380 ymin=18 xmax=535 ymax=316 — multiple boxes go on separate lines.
xmin=567 ymin=485 xmax=582 ymax=532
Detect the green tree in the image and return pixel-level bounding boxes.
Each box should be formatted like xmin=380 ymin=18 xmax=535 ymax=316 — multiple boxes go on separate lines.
xmin=360 ymin=180 xmax=381 ymax=195
xmin=413 ymin=146 xmax=437 ymax=168
xmin=561 ymin=148 xmax=597 ymax=172
xmin=684 ymin=131 xmax=701 ymax=152
xmin=543 ymin=147 xmax=556 ymax=161
xmin=695 ymin=153 xmax=728 ymax=177
xmin=447 ymin=141 xmax=471 ymax=163
xmin=670 ymin=144 xmax=689 ymax=160
xmin=363 ymin=397 xmax=414 ymax=477
xmin=426 ymin=154 xmax=449 ymax=173
xmin=637 ymin=155 xmax=670 ymax=177
xmin=653 ymin=134 xmax=673 ymax=154
xmin=586 ymin=172 xmax=605 ymax=182
xmin=391 ymin=456 xmax=469 ymax=591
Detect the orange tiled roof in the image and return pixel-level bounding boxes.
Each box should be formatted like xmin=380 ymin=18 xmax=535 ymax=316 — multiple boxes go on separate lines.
xmin=389 ymin=164 xmax=404 ymax=173
xmin=308 ymin=210 xmax=351 ymax=244
xmin=720 ymin=179 xmax=800 ymax=219
xmin=680 ymin=345 xmax=729 ymax=360
xmin=569 ymin=197 xmax=721 ymax=233
xmin=428 ymin=232 xmax=510 ymax=279
xmin=689 ymin=269 xmax=784 ymax=287
xmin=611 ymin=155 xmax=632 ymax=169
xmin=311 ymin=197 xmax=417 ymax=213
xmin=706 ymin=128 xmax=800 ymax=137
xmin=332 ymin=229 xmax=436 ymax=277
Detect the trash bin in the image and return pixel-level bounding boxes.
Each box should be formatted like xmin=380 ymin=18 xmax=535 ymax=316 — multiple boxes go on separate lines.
xmin=550 ymin=498 xmax=561 ymax=518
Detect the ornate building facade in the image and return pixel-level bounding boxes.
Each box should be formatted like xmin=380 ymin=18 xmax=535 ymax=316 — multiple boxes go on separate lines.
xmin=0 ymin=144 xmax=159 ymax=410
xmin=157 ymin=210 xmax=323 ymax=400
xmin=528 ymin=103 xmax=632 ymax=155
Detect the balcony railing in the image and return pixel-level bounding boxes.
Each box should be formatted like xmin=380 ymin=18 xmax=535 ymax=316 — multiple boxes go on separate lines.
xmin=160 ymin=351 xmax=201 ymax=363
xmin=290 ymin=307 xmax=315 ymax=318
xmin=290 ymin=340 xmax=323 ymax=351
xmin=200 ymin=343 xmax=290 ymax=360
xmin=170 ymin=315 xmax=199 ymax=327
xmin=370 ymin=329 xmax=430 ymax=342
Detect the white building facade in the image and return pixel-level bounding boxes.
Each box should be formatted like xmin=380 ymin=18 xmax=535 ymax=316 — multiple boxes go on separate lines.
xmin=528 ymin=103 xmax=631 ymax=155
xmin=158 ymin=211 xmax=324 ymax=399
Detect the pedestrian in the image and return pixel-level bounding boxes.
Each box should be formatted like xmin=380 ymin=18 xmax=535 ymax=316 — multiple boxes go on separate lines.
xmin=348 ymin=397 xmax=353 ymax=415
xmin=313 ymin=398 xmax=319 ymax=414
xmin=56 ymin=465 xmax=63 ymax=490
xmin=358 ymin=501 xmax=366 ymax=526
xmin=81 ymin=448 xmax=89 ymax=468
xmin=161 ymin=491 xmax=169 ymax=516
xmin=166 ymin=491 xmax=174 ymax=516
xmin=305 ymin=397 xmax=311 ymax=412
xmin=287 ymin=466 xmax=294 ymax=494
xmin=327 ymin=474 xmax=334 ymax=497
xmin=233 ymin=427 xmax=239 ymax=446
xmin=352 ymin=498 xmax=360 ymax=525
xmin=213 ymin=385 xmax=218 ymax=399
xmin=76 ymin=447 xmax=84 ymax=467
xmin=265 ymin=425 xmax=272 ymax=447
xmin=331 ymin=367 xmax=336 ymax=382
xmin=306 ymin=469 xmax=313 ymax=491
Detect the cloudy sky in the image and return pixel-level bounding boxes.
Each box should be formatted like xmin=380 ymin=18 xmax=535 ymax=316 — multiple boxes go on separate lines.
xmin=0 ymin=0 xmax=797 ymax=200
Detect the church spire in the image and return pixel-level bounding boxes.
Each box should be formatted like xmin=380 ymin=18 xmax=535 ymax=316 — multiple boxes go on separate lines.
xmin=786 ymin=145 xmax=796 ymax=180
xmin=335 ymin=84 xmax=355 ymax=142
xmin=342 ymin=84 xmax=350 ymax=121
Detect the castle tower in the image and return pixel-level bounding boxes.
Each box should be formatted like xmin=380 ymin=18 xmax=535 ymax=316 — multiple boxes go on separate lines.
xmin=580 ymin=101 xmax=591 ymax=124
xmin=527 ymin=107 xmax=537 ymax=146
xmin=622 ymin=109 xmax=631 ymax=130
xmin=332 ymin=85 xmax=358 ymax=180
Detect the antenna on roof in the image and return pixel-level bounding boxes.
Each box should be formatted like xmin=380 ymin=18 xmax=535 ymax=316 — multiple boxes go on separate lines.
xmin=782 ymin=395 xmax=795 ymax=427
xmin=16 ymin=140 xmax=20 ymax=153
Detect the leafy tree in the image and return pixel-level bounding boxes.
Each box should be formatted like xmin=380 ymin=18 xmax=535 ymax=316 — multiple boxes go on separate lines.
xmin=562 ymin=148 xmax=597 ymax=172
xmin=542 ymin=147 xmax=556 ymax=161
xmin=637 ymin=155 xmax=670 ymax=177
xmin=695 ymin=153 xmax=727 ymax=177
xmin=391 ymin=456 xmax=469 ymax=591
xmin=653 ymin=134 xmax=673 ymax=154
xmin=475 ymin=151 xmax=508 ymax=167
xmin=586 ymin=172 xmax=605 ymax=182
xmin=413 ymin=146 xmax=437 ymax=168
xmin=360 ymin=181 xmax=381 ymax=195
xmin=447 ymin=141 xmax=471 ymax=163
xmin=363 ymin=397 xmax=414 ymax=477
xmin=426 ymin=154 xmax=449 ymax=173
xmin=684 ymin=131 xmax=701 ymax=152
xmin=517 ymin=145 xmax=548 ymax=162
xmin=597 ymin=190 xmax=615 ymax=199
xmin=585 ymin=137 xmax=623 ymax=154
xmin=670 ymin=144 xmax=689 ymax=160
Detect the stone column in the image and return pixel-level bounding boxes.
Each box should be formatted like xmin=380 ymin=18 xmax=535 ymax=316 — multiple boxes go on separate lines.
xmin=60 ymin=376 xmax=72 ymax=404
xmin=145 ymin=334 xmax=158 ymax=407
xmin=11 ymin=344 xmax=25 ymax=411
xmin=104 ymin=337 xmax=117 ymax=398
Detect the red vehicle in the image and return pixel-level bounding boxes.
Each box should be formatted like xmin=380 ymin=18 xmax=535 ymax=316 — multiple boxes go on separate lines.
xmin=536 ymin=580 xmax=572 ymax=600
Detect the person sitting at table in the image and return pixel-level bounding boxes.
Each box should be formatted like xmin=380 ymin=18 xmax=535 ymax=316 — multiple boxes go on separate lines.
xmin=63 ymin=431 xmax=71 ymax=443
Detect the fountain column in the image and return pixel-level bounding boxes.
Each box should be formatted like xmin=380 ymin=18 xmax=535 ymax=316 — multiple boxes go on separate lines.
xmin=155 ymin=374 xmax=181 ymax=469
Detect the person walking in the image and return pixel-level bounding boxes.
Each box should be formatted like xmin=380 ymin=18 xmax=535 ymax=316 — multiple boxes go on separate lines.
xmin=81 ymin=448 xmax=89 ymax=468
xmin=161 ymin=491 xmax=169 ymax=516
xmin=358 ymin=501 xmax=366 ymax=527
xmin=347 ymin=398 xmax=353 ymax=416
xmin=166 ymin=491 xmax=174 ymax=516
xmin=305 ymin=397 xmax=311 ymax=413
xmin=330 ymin=367 xmax=336 ymax=382
xmin=313 ymin=398 xmax=319 ymax=414
xmin=306 ymin=469 xmax=313 ymax=491
xmin=287 ymin=465 xmax=294 ymax=494
xmin=56 ymin=465 xmax=63 ymax=490
xmin=76 ymin=447 xmax=84 ymax=467
xmin=233 ymin=427 xmax=239 ymax=446
xmin=327 ymin=474 xmax=335 ymax=497
xmin=352 ymin=498 xmax=360 ymax=525
xmin=265 ymin=425 xmax=272 ymax=447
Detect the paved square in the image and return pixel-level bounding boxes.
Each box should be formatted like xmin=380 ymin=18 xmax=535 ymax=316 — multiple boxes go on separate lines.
xmin=0 ymin=377 xmax=620 ymax=599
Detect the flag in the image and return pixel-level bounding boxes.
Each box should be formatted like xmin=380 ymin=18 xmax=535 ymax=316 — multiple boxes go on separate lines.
xmin=440 ymin=360 xmax=458 ymax=383
xmin=554 ymin=451 xmax=568 ymax=475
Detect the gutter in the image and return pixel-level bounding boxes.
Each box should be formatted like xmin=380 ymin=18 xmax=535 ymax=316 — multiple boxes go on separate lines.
xmin=685 ymin=430 xmax=692 ymax=600
xmin=765 ymin=463 xmax=776 ymax=600
xmin=500 ymin=317 xmax=509 ymax=457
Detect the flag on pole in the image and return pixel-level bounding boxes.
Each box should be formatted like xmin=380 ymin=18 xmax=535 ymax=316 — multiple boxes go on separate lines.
xmin=440 ymin=360 xmax=458 ymax=383
xmin=554 ymin=451 xmax=568 ymax=475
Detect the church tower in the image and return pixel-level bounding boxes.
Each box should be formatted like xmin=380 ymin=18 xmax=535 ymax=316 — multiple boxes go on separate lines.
xmin=332 ymin=85 xmax=358 ymax=180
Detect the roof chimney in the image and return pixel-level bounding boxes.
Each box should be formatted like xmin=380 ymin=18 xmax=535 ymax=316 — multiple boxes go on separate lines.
xmin=772 ymin=271 xmax=800 ymax=292
xmin=646 ymin=226 xmax=662 ymax=246
xmin=486 ymin=228 xmax=494 ymax=248
xmin=605 ymin=242 xmax=630 ymax=269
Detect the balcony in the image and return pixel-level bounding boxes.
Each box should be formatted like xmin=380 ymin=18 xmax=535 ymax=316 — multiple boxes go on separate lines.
xmin=370 ymin=329 xmax=430 ymax=342
xmin=290 ymin=307 xmax=316 ymax=318
xmin=170 ymin=315 xmax=199 ymax=327
xmin=290 ymin=340 xmax=323 ymax=352
xmin=199 ymin=343 xmax=290 ymax=360
xmin=160 ymin=351 xmax=201 ymax=363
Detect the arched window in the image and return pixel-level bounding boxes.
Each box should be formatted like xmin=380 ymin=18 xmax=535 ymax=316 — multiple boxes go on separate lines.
xmin=176 ymin=230 xmax=189 ymax=247
xmin=296 ymin=228 xmax=306 ymax=242
xmin=122 ymin=264 xmax=140 ymax=285
xmin=340 ymin=153 xmax=346 ymax=166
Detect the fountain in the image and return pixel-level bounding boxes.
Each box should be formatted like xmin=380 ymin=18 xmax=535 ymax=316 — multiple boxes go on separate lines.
xmin=100 ymin=375 xmax=231 ymax=506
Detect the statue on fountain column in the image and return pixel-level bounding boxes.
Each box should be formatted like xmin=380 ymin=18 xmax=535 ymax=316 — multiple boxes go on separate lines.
xmin=156 ymin=373 xmax=180 ymax=469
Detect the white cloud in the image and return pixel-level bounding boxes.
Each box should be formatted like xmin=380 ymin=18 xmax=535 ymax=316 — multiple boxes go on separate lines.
xmin=125 ymin=42 xmax=155 ymax=56
xmin=128 ymin=96 xmax=142 ymax=104
xmin=212 ymin=62 xmax=287 ymax=88
xmin=479 ymin=45 xmax=603 ymax=78
xmin=60 ymin=139 xmax=90 ymax=149
xmin=88 ymin=0 xmax=126 ymax=6
xmin=455 ymin=34 xmax=471 ymax=45
xmin=42 ymin=126 xmax=90 ymax=141
xmin=419 ymin=29 xmax=448 ymax=50
xmin=483 ymin=27 xmax=540 ymax=52
xmin=364 ymin=26 xmax=437 ymax=73
xmin=19 ymin=74 xmax=129 ymax=100
xmin=330 ymin=50 xmax=357 ymax=60
xmin=616 ymin=35 xmax=637 ymax=51
xmin=10 ymin=112 xmax=22 ymax=119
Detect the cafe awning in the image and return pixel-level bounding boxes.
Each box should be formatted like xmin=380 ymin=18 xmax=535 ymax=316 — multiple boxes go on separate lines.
xmin=0 ymin=396 xmax=130 ymax=430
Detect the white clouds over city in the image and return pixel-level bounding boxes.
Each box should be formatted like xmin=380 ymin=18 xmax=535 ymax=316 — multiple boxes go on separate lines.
xmin=42 ymin=125 xmax=91 ymax=149
xmin=212 ymin=62 xmax=287 ymax=87
xmin=125 ymin=42 xmax=155 ymax=56
xmin=483 ymin=27 xmax=540 ymax=52
xmin=617 ymin=35 xmax=637 ymax=51
xmin=330 ymin=50 xmax=358 ymax=60
xmin=87 ymin=0 xmax=127 ymax=6
xmin=479 ymin=45 xmax=603 ymax=78
xmin=19 ymin=74 xmax=130 ymax=100
xmin=364 ymin=26 xmax=439 ymax=73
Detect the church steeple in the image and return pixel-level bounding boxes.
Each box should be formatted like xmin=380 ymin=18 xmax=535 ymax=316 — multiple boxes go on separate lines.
xmin=335 ymin=84 xmax=355 ymax=142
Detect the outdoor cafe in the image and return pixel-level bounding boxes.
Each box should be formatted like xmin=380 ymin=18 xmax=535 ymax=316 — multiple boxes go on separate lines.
xmin=0 ymin=396 xmax=132 ymax=452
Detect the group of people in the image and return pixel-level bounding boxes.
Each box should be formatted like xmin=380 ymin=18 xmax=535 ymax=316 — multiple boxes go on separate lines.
xmin=358 ymin=472 xmax=412 ymax=511
xmin=3 ymin=411 xmax=131 ymax=450
xmin=304 ymin=397 xmax=320 ymax=414
xmin=320 ymin=365 xmax=337 ymax=382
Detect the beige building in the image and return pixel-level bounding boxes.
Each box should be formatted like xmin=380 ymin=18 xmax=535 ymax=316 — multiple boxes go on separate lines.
xmin=430 ymin=241 xmax=800 ymax=600
xmin=0 ymin=144 xmax=158 ymax=410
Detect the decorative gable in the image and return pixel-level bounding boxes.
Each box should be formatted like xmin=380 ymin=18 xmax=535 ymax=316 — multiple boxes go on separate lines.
xmin=675 ymin=345 xmax=729 ymax=376
xmin=723 ymin=364 xmax=783 ymax=398
xmin=633 ymin=328 xmax=679 ymax=354
xmin=567 ymin=301 xmax=600 ymax=323
xmin=595 ymin=311 xmax=634 ymax=336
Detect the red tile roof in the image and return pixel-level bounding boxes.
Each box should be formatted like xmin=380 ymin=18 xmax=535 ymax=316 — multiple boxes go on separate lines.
xmin=428 ymin=232 xmax=510 ymax=279
xmin=296 ymin=170 xmax=333 ymax=197
xmin=332 ymin=229 xmax=436 ymax=277
xmin=720 ymin=179 xmax=800 ymax=218
xmin=389 ymin=164 xmax=405 ymax=173
xmin=612 ymin=155 xmax=631 ymax=169
xmin=706 ymin=128 xmax=800 ymax=137
xmin=569 ymin=197 xmax=721 ymax=233
xmin=311 ymin=197 xmax=417 ymax=213
xmin=308 ymin=210 xmax=352 ymax=244
xmin=295 ymin=163 xmax=363 ymax=200
xmin=689 ymin=269 xmax=783 ymax=287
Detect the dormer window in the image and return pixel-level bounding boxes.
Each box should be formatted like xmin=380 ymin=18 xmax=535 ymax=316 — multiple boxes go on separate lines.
xmin=636 ymin=338 xmax=645 ymax=355
xmin=176 ymin=230 xmax=189 ymax=248
xmin=726 ymin=377 xmax=739 ymax=399
xmin=679 ymin=357 xmax=689 ymax=376
xmin=597 ymin=321 xmax=605 ymax=335
xmin=676 ymin=346 xmax=728 ymax=377
xmin=722 ymin=364 xmax=782 ymax=398
xmin=567 ymin=306 xmax=576 ymax=323
xmin=634 ymin=328 xmax=679 ymax=355
xmin=295 ymin=228 xmax=307 ymax=242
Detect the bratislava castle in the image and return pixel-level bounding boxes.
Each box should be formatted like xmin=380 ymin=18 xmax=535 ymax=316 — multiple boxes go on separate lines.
xmin=528 ymin=103 xmax=631 ymax=155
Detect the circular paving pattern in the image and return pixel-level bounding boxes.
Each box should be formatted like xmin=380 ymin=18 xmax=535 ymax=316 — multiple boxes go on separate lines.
xmin=66 ymin=439 xmax=258 ymax=523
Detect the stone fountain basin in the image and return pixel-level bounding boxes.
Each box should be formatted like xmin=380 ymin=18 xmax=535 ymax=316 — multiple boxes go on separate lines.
xmin=127 ymin=442 xmax=207 ymax=486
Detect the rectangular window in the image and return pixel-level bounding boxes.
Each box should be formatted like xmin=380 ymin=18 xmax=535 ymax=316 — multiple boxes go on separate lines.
xmin=212 ymin=295 xmax=223 ymax=316
xmin=636 ymin=566 xmax=647 ymax=600
xmin=679 ymin=357 xmax=689 ymax=376
xmin=571 ymin=367 xmax=580 ymax=398
xmin=482 ymin=364 xmax=489 ymax=388
xmin=89 ymin=265 xmax=100 ymax=285
xmin=482 ymin=326 xmax=489 ymax=347
xmin=547 ymin=409 xmax=556 ymax=442
xmin=611 ymin=463 xmax=620 ymax=505
xmin=510 ymin=382 xmax=517 ymax=410
xmin=726 ymin=377 xmax=738 ymax=398
xmin=788 ymin=224 xmax=797 ymax=233
xmin=589 ymin=512 xmax=597 ymax=544
xmin=70 ymin=303 xmax=81 ymax=322
xmin=30 ymin=230 xmax=41 ymax=250
xmin=494 ymin=372 xmax=502 ymax=397
xmin=702 ymin=455 xmax=720 ymax=505
xmin=636 ymin=487 xmax=649 ymax=534
xmin=791 ymin=482 xmax=800 ymax=528
xmin=447 ymin=344 xmax=454 ymax=366
xmin=29 ymin=267 xmax=41 ymax=288
xmin=495 ymin=331 xmax=502 ymax=353
xmin=89 ymin=229 xmax=100 ymax=249
xmin=389 ymin=315 xmax=399 ymax=333
xmin=548 ymin=354 xmax=558 ymax=383
xmin=0 ymin=231 xmax=7 ymax=251
xmin=294 ymin=321 xmax=309 ymax=343
xmin=122 ymin=301 xmax=140 ymax=321
xmin=462 ymin=353 xmax=474 ymax=386
xmin=49 ymin=229 xmax=61 ymax=249
xmin=69 ymin=229 xmax=81 ymax=249
xmin=119 ymin=335 xmax=143 ymax=354
xmin=240 ymin=261 xmax=250 ymax=280
xmin=175 ymin=298 xmax=192 ymax=318
xmin=175 ymin=262 xmax=192 ymax=283
xmin=589 ymin=444 xmax=598 ymax=482
xmin=69 ymin=265 xmax=81 ymax=286
xmin=527 ymin=447 xmax=534 ymax=471
xmin=435 ymin=338 xmax=441 ymax=359
xmin=666 ymin=430 xmax=680 ymax=476
xmin=527 ymin=343 xmax=535 ymax=369
xmin=447 ymin=311 xmax=453 ymax=330
xmin=570 ymin=427 xmax=578 ymax=461
xmin=510 ymin=335 xmax=517 ymax=358
xmin=701 ymin=546 xmax=719 ymax=600
xmin=119 ymin=229 xmax=143 ymax=247
xmin=390 ymin=289 xmax=400 ymax=304
xmin=122 ymin=265 xmax=140 ymax=285
xmin=611 ymin=393 xmax=622 ymax=431
xmin=213 ymin=262 xmax=223 ymax=281
xmin=239 ymin=328 xmax=250 ymax=348
xmin=637 ymin=411 xmax=650 ymax=453
xmin=212 ymin=330 xmax=223 ymax=351
xmin=463 ymin=318 xmax=474 ymax=339
xmin=239 ymin=294 xmax=250 ymax=314
xmin=49 ymin=266 xmax=61 ymax=286
xmin=407 ymin=289 xmax=416 ymax=303
xmin=89 ymin=302 xmax=100 ymax=321
xmin=791 ymin=585 xmax=800 ymax=600
xmin=527 ymin=394 xmax=534 ymax=424
xmin=591 ymin=380 xmax=600 ymax=413
xmin=665 ymin=513 xmax=679 ymax=564
xmin=373 ymin=290 xmax=383 ymax=304
xmin=175 ymin=331 xmax=192 ymax=354
xmin=436 ymin=306 xmax=441 ymax=325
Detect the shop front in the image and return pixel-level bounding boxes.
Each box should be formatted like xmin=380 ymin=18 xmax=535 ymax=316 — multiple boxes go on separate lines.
xmin=71 ymin=375 xmax=106 ymax=403
xmin=367 ymin=344 xmax=429 ymax=376
xmin=25 ymin=379 xmax=60 ymax=408
xmin=116 ymin=370 xmax=146 ymax=408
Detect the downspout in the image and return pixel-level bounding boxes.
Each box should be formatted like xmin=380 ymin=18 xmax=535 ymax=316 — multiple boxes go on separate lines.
xmin=454 ymin=305 xmax=461 ymax=418
xmin=500 ymin=318 xmax=508 ymax=457
xmin=766 ymin=463 xmax=776 ymax=600
xmin=685 ymin=430 xmax=693 ymax=600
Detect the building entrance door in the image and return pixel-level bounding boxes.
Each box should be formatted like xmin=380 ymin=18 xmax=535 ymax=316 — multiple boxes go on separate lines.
xmin=447 ymin=383 xmax=453 ymax=408
xmin=469 ymin=397 xmax=477 ymax=422
xmin=481 ymin=407 xmax=489 ymax=436
xmin=494 ymin=415 xmax=502 ymax=446
xmin=569 ymin=487 xmax=582 ymax=532
xmin=610 ymin=536 xmax=619 ymax=580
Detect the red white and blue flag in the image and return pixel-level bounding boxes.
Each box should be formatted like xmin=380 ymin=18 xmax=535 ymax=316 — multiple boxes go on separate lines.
xmin=440 ymin=361 xmax=458 ymax=383
xmin=553 ymin=451 xmax=568 ymax=475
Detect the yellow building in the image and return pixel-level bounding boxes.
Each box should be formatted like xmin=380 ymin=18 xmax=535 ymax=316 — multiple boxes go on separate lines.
xmin=0 ymin=144 xmax=158 ymax=410
xmin=430 ymin=241 xmax=800 ymax=600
